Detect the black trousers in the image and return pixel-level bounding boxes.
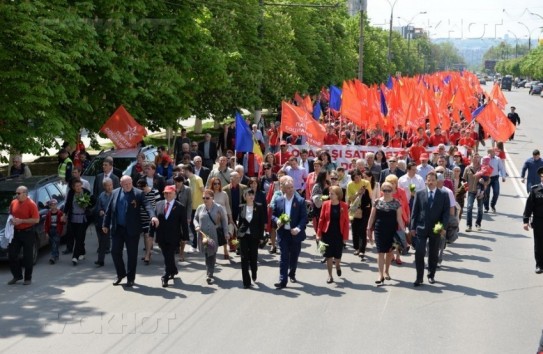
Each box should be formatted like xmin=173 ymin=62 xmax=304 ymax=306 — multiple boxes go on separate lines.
xmin=159 ymin=241 xmax=178 ymax=278
xmin=8 ymin=229 xmax=34 ymax=281
xmin=111 ymin=226 xmax=140 ymax=282
xmin=239 ymin=235 xmax=259 ymax=287
xmin=415 ymin=232 xmax=440 ymax=280
xmin=533 ymin=218 xmax=543 ymax=268
xmin=95 ymin=224 xmax=109 ymax=263
xmin=71 ymin=222 xmax=87 ymax=260
xmin=351 ymin=212 xmax=370 ymax=252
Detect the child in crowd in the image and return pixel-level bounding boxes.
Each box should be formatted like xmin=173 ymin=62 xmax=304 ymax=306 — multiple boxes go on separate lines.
xmin=44 ymin=199 xmax=65 ymax=264
xmin=476 ymin=156 xmax=493 ymax=199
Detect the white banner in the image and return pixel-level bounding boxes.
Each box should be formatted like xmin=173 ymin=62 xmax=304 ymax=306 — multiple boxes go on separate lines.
xmin=287 ymin=145 xmax=440 ymax=169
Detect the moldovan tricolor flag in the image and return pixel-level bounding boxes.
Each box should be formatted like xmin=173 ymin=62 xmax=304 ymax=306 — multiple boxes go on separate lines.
xmin=100 ymin=105 xmax=147 ymax=149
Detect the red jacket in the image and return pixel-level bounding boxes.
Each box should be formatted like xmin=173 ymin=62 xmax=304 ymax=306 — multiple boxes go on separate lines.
xmin=317 ymin=200 xmax=350 ymax=241
xmin=44 ymin=209 xmax=65 ymax=235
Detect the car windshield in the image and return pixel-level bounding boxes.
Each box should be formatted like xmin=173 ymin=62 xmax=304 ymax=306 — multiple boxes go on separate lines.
xmin=84 ymin=157 xmax=135 ymax=176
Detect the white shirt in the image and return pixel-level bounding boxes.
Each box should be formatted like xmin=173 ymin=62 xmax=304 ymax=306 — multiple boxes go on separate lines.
xmin=284 ymin=195 xmax=294 ymax=230
xmin=398 ymin=173 xmax=426 ymax=201
xmin=245 ymin=205 xmax=254 ymax=226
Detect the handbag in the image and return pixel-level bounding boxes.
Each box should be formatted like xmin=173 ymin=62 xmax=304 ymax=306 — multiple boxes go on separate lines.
xmin=207 ymin=209 xmax=227 ymax=246
xmin=393 ymin=230 xmax=408 ymax=255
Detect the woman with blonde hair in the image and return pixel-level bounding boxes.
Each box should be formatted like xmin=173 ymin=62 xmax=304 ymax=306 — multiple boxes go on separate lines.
xmin=367 ymin=182 xmax=405 ymax=285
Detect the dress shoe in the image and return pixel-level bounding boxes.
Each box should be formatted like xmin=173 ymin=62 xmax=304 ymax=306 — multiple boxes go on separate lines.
xmin=125 ymin=281 xmax=134 ymax=287
xmin=251 ymin=273 xmax=257 ymax=282
xmin=113 ymin=277 xmax=125 ymax=286
xmin=23 ymin=280 xmax=32 ymax=285
xmin=427 ymin=276 xmax=436 ymax=284
xmin=78 ymin=255 xmax=85 ymax=261
xmin=289 ymin=276 xmax=297 ymax=283
xmin=94 ymin=261 xmax=104 ymax=267
xmin=413 ymin=280 xmax=423 ymax=287
xmin=535 ymin=267 xmax=543 ymax=274
xmin=320 ymin=258 xmax=327 ymax=264
xmin=206 ymin=277 xmax=213 ymax=284
xmin=243 ymin=284 xmax=253 ymax=289
xmin=375 ymin=277 xmax=384 ymax=285
xmin=161 ymin=277 xmax=169 ymax=288
xmin=336 ymin=268 xmax=342 ymax=277
xmin=7 ymin=277 xmax=22 ymax=285
xmin=269 ymin=247 xmax=277 ymax=254
xmin=274 ymin=282 xmax=287 ymax=289
xmin=72 ymin=258 xmax=78 ymax=266
xmin=169 ymin=271 xmax=179 ymax=280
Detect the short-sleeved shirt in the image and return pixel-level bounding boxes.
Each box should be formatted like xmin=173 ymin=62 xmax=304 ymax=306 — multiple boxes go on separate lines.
xmin=10 ymin=198 xmax=39 ymax=230
xmin=189 ymin=174 xmax=204 ymax=210
xmin=346 ymin=179 xmax=372 ymax=203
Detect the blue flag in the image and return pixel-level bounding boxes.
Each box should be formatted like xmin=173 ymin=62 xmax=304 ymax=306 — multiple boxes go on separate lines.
xmin=329 ymin=85 xmax=342 ymax=111
xmin=313 ymin=100 xmax=321 ymax=120
xmin=380 ymin=87 xmax=388 ymax=117
xmin=471 ymin=104 xmax=486 ymax=121
xmin=386 ymin=75 xmax=394 ymax=90
xmin=235 ymin=112 xmax=253 ymax=152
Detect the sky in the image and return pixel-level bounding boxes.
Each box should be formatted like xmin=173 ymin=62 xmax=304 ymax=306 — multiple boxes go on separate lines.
xmin=365 ymin=0 xmax=543 ymax=40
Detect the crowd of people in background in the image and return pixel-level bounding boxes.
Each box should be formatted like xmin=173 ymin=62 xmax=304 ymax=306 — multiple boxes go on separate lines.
xmin=5 ymin=99 xmax=543 ymax=289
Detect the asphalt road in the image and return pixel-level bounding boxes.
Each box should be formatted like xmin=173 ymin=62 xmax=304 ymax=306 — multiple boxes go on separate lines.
xmin=0 ymin=85 xmax=542 ymax=354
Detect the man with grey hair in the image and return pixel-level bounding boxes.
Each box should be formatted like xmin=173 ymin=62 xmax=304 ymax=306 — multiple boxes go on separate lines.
xmin=206 ymin=156 xmax=233 ymax=189
xmin=198 ymin=133 xmax=217 ymax=170
xmin=235 ymin=164 xmax=250 ymax=186
xmin=365 ymin=152 xmax=381 ymax=182
xmin=193 ymin=155 xmax=210 ymax=186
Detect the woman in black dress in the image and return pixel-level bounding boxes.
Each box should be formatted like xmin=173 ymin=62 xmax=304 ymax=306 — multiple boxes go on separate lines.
xmin=317 ymin=186 xmax=350 ymax=284
xmin=367 ymin=182 xmax=405 ymax=285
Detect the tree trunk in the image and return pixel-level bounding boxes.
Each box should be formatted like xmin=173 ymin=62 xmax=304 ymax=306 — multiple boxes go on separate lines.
xmin=194 ymin=118 xmax=203 ymax=134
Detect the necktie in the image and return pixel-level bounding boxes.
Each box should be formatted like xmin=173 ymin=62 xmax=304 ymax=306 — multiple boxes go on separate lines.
xmin=428 ymin=191 xmax=434 ymax=206
xmin=165 ymin=202 xmax=169 ymax=215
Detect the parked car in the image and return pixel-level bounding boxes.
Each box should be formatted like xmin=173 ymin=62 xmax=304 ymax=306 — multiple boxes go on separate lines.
xmin=528 ymin=81 xmax=541 ymax=94
xmin=515 ymin=79 xmax=527 ymax=88
xmin=530 ymin=83 xmax=543 ymax=96
xmin=82 ymin=145 xmax=157 ymax=193
xmin=479 ymin=78 xmax=486 ymax=85
xmin=0 ymin=176 xmax=66 ymax=264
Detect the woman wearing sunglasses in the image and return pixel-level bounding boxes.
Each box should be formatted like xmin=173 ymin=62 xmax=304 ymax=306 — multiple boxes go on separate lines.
xmin=367 ymin=182 xmax=405 ymax=285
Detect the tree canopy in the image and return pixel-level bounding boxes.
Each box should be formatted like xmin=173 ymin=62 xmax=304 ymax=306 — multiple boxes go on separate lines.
xmin=0 ymin=0 xmax=465 ymax=156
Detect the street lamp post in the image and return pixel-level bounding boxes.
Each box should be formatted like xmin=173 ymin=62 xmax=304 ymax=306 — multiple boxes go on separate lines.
xmin=386 ymin=0 xmax=399 ymax=64
xmin=508 ymin=30 xmax=519 ymax=58
xmin=518 ymin=22 xmax=538 ymax=50
xmin=397 ymin=11 xmax=426 ymax=74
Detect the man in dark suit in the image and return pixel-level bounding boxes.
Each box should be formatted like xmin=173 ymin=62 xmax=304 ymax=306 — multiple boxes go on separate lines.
xmin=410 ymin=171 xmax=450 ymax=286
xmin=93 ymin=156 xmax=120 ymax=197
xmin=193 ymin=156 xmax=211 ymax=186
xmin=198 ymin=133 xmax=218 ymax=170
xmin=155 ymin=185 xmax=186 ymax=287
xmin=379 ymin=157 xmax=405 ymax=184
xmin=298 ymin=149 xmax=314 ymax=173
xmin=272 ymin=177 xmax=308 ymax=289
xmin=103 ymin=176 xmax=158 ymax=287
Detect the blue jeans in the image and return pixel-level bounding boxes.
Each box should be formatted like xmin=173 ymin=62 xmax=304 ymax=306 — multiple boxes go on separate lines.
xmin=466 ymin=192 xmax=483 ymax=227
xmin=49 ymin=229 xmax=60 ymax=259
xmin=483 ymin=176 xmax=500 ymax=210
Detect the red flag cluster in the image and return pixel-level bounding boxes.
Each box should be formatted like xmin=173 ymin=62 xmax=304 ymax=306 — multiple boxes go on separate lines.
xmin=281 ymin=101 xmax=326 ymax=147
xmin=100 ymin=105 xmax=147 ymax=149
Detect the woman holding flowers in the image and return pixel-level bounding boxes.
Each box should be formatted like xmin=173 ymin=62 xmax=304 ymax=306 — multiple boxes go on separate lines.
xmin=317 ymin=186 xmax=350 ymax=284
xmin=236 ymin=189 xmax=267 ymax=288
xmin=367 ymin=181 xmax=405 ymax=285
xmin=193 ymin=189 xmax=229 ymax=284
xmin=63 ymin=178 xmax=94 ymax=266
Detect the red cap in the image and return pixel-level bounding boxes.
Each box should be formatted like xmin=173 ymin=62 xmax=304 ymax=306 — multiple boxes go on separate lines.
xmin=433 ymin=148 xmax=439 ymax=154
xmin=398 ymin=150 xmax=407 ymax=156
xmin=454 ymin=151 xmax=462 ymax=157
xmin=420 ymin=153 xmax=429 ymax=160
xmin=280 ymin=140 xmax=287 ymax=146
xmin=164 ymin=185 xmax=176 ymax=193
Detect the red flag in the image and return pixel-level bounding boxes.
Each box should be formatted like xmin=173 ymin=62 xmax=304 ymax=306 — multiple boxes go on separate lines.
xmin=294 ymin=92 xmax=304 ymax=107
xmin=303 ymin=95 xmax=313 ymax=113
xmin=489 ymin=83 xmax=507 ymax=109
xmin=281 ymin=101 xmax=325 ymax=147
xmin=475 ymin=100 xmax=515 ymax=142
xmin=341 ymin=81 xmax=364 ymax=128
xmin=100 ymin=105 xmax=147 ymax=149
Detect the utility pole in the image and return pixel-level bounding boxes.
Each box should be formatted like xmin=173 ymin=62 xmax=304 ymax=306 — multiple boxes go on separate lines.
xmin=358 ymin=0 xmax=367 ymax=82
xmin=386 ymin=0 xmax=399 ymax=64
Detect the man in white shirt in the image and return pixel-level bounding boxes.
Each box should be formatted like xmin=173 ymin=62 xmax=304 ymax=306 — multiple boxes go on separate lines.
xmin=398 ymin=162 xmax=426 ymax=209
